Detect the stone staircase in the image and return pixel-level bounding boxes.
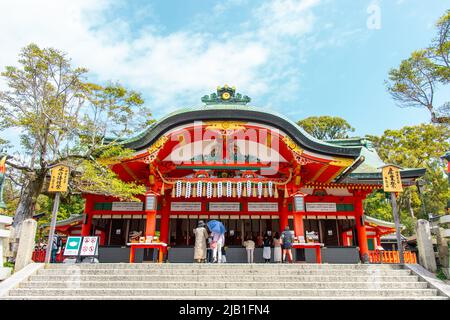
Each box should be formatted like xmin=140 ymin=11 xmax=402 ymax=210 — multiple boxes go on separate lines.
xmin=2 ymin=263 xmax=448 ymax=300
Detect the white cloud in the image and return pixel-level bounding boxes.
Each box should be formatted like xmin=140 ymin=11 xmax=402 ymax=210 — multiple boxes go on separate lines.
xmin=0 ymin=0 xmax=321 ymax=117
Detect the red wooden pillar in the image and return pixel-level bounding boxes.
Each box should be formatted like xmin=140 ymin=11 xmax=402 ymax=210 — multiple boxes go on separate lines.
xmin=145 ymin=192 xmax=157 ymax=237
xmin=279 ymin=201 xmax=289 ymax=232
xmin=354 ymin=193 xmax=369 ymax=263
xmin=159 ymin=195 xmax=170 ymax=246
xmin=81 ymin=195 xmax=94 ymax=236
xmin=293 ymin=213 xmax=304 ymax=238
xmin=145 ymin=212 xmax=156 ymax=237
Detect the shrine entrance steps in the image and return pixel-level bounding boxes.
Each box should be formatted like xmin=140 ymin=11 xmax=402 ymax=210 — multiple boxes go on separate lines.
xmin=3 ymin=263 xmax=448 ymax=300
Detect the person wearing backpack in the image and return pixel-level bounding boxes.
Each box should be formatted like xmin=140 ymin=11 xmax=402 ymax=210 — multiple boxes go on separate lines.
xmin=281 ymin=226 xmax=294 ymax=263
xmin=51 ymin=234 xmax=62 ymax=263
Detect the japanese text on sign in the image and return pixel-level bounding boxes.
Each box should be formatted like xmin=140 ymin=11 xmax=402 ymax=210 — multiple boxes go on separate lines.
xmin=382 ymin=165 xmax=403 ymax=193
xmin=48 ymin=165 xmax=69 ymax=192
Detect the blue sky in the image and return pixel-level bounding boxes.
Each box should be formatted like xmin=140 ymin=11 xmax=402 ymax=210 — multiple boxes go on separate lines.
xmin=0 ymin=0 xmax=448 ymax=141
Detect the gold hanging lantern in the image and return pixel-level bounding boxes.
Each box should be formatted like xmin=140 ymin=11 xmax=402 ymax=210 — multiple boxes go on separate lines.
xmin=284 ymin=185 xmax=289 ymax=198
xmin=192 ymin=184 xmax=197 ymax=197
xmin=160 ymin=182 xmax=165 ymax=196
xmin=181 ymin=183 xmax=186 ymax=197
xmin=232 ymin=184 xmax=237 ymax=197
xmin=242 ymin=185 xmax=247 ymax=197
xmin=252 ymin=184 xmax=257 ymax=197
xmin=295 ymin=176 xmax=301 ymax=186
xmin=202 ymin=183 xmax=206 ymax=197
xmin=263 ymin=184 xmax=268 ymax=198
xmin=274 ymin=187 xmax=279 ymax=199
xmin=213 ymin=183 xmax=217 ymax=197
xmin=171 ymin=186 xmax=176 ymax=198
xmin=149 ymin=174 xmax=155 ymax=185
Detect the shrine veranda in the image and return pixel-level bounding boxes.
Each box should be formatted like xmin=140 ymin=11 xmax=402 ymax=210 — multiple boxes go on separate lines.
xmin=49 ymin=87 xmax=424 ymax=263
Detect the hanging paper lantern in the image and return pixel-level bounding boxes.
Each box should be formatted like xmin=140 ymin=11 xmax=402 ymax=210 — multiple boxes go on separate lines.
xmin=226 ymin=181 xmax=232 ymax=197
xmin=237 ymin=181 xmax=242 ymax=198
xmin=257 ymin=182 xmax=263 ymax=198
xmin=197 ymin=181 xmax=203 ymax=197
xmin=246 ymin=181 xmax=252 ymax=197
xmin=217 ymin=181 xmax=223 ymax=198
xmin=185 ymin=181 xmax=191 ymax=198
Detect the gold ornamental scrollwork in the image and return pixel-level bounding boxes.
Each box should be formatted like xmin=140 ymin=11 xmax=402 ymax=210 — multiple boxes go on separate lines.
xmin=329 ymin=158 xmax=354 ymax=167
xmin=204 ymin=121 xmax=247 ymax=131
xmin=146 ymin=135 xmax=169 ymax=163
xmin=282 ymin=136 xmax=304 ymax=156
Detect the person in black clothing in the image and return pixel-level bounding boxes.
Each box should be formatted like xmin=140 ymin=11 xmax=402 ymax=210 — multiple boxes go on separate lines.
xmin=262 ymin=232 xmax=272 ymax=263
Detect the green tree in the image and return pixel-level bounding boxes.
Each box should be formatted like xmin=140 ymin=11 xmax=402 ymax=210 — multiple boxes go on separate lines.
xmin=367 ymin=124 xmax=450 ymax=219
xmin=386 ymin=10 xmax=450 ymax=124
xmin=297 ymin=116 xmax=355 ymax=140
xmin=0 ymin=44 xmax=149 ymax=228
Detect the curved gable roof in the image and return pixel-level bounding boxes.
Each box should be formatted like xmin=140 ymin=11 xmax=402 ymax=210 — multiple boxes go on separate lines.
xmin=121 ymin=104 xmax=362 ymax=158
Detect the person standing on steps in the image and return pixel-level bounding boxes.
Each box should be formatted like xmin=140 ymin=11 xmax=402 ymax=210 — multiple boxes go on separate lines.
xmin=262 ymin=231 xmax=272 ymax=263
xmin=193 ymin=220 xmax=208 ymax=263
xmin=243 ymin=236 xmax=255 ymax=263
xmin=281 ymin=226 xmax=294 ymax=263
xmin=211 ymin=231 xmax=225 ymax=263
xmin=273 ymin=232 xmax=282 ymax=263
xmin=51 ymin=234 xmax=62 ymax=263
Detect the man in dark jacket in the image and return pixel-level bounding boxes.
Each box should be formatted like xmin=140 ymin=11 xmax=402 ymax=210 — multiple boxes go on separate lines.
xmin=281 ymin=226 xmax=294 ymax=263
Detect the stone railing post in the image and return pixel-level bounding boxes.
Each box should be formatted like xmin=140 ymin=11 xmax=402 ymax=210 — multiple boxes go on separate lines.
xmin=14 ymin=218 xmax=37 ymax=272
xmin=439 ymin=215 xmax=450 ymax=277
xmin=0 ymin=215 xmax=13 ymax=280
xmin=416 ymin=219 xmax=437 ymax=272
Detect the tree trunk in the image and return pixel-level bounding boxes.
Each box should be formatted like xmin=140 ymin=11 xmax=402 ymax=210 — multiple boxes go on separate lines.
xmin=12 ymin=171 xmax=46 ymax=229
xmin=407 ymin=191 xmax=415 ymax=218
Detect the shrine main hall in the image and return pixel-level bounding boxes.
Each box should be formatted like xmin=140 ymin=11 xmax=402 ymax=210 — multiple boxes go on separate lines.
xmin=53 ymin=86 xmax=423 ymax=264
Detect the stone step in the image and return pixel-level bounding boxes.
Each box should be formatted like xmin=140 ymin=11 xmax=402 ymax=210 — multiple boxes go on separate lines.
xmin=37 ymin=269 xmax=412 ymax=276
xmin=19 ymin=281 xmax=429 ymax=289
xmin=7 ymin=288 xmax=438 ymax=297
xmin=28 ymin=274 xmax=420 ymax=282
xmin=4 ymin=295 xmax=448 ymax=300
xmin=45 ymin=263 xmax=402 ymax=270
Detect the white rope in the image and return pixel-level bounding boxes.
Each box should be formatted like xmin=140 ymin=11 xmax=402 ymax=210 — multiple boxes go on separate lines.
xmin=236 ymin=181 xmax=242 ymax=198
xmin=185 ymin=181 xmax=191 ymax=198
xmin=257 ymin=182 xmax=263 ymax=198
xmin=197 ymin=181 xmax=203 ymax=197
xmin=268 ymin=181 xmax=273 ymax=197
xmin=176 ymin=181 xmax=182 ymax=198
xmin=206 ymin=181 xmax=213 ymax=198
xmin=226 ymin=181 xmax=232 ymax=197
xmin=217 ymin=181 xmax=223 ymax=198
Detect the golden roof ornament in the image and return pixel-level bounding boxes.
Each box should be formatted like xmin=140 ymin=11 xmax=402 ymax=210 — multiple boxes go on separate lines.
xmin=201 ymin=85 xmax=251 ymax=105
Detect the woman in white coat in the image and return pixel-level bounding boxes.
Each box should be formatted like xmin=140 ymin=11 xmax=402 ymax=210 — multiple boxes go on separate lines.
xmin=193 ymin=221 xmax=209 ymax=263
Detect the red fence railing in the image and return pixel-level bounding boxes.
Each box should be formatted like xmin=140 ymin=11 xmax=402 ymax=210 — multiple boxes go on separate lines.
xmin=369 ymin=250 xmax=417 ymax=264
xmin=32 ymin=248 xmax=64 ymax=263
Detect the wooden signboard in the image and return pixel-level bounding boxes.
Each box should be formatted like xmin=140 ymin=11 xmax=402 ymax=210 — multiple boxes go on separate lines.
xmin=382 ymin=165 xmax=403 ymax=193
xmin=48 ymin=165 xmax=69 ymax=192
